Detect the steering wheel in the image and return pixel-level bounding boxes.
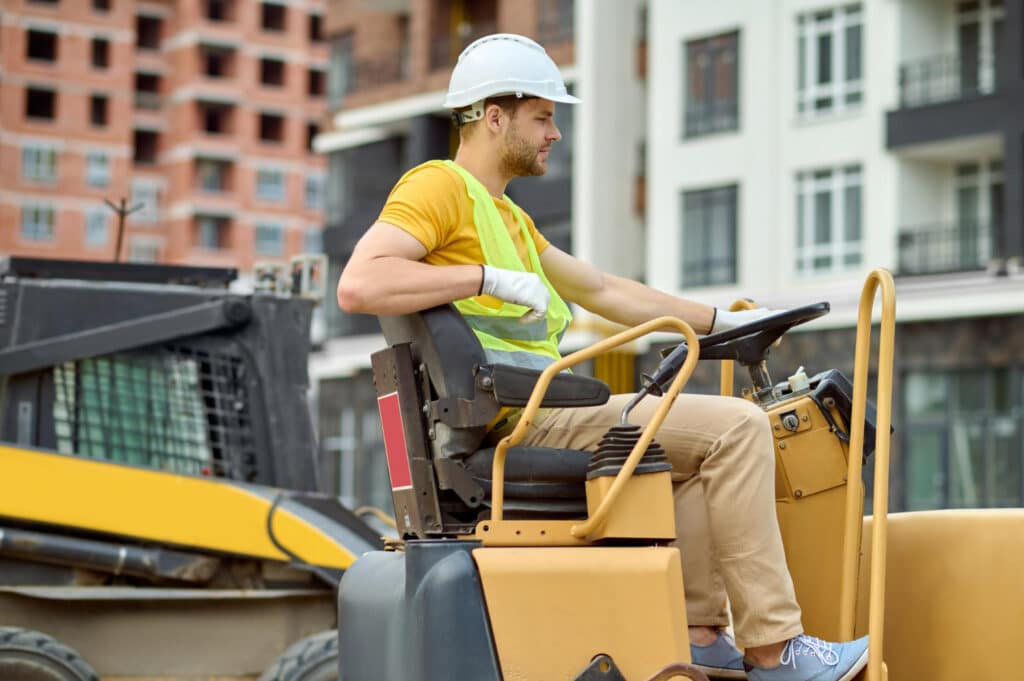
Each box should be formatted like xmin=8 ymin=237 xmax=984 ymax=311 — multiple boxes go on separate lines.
xmin=644 ymin=303 xmax=830 ymax=394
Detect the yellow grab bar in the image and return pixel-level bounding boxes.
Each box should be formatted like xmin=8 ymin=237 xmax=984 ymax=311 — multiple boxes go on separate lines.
xmin=490 ymin=316 xmax=701 ymax=534
xmin=837 ymin=269 xmax=895 ymax=681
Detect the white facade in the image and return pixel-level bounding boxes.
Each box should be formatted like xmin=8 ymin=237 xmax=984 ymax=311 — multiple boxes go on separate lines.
xmin=609 ymin=0 xmax=1024 ymax=330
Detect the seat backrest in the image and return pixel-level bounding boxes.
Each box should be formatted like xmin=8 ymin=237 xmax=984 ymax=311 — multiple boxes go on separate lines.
xmin=378 ymin=304 xmax=499 ymax=460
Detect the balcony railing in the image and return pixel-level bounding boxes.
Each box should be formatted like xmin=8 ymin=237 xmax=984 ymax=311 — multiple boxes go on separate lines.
xmin=135 ymin=92 xmax=162 ymax=110
xmin=429 ymin=21 xmax=497 ymax=71
xmin=897 ymin=220 xmax=994 ymax=275
xmin=898 ymin=51 xmax=996 ymax=108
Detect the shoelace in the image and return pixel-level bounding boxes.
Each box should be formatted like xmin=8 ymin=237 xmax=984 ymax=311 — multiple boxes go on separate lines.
xmin=779 ymin=635 xmax=840 ymax=669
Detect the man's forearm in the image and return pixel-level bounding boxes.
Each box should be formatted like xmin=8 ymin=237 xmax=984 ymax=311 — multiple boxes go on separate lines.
xmin=338 ymin=258 xmax=482 ymax=315
xmin=579 ymin=273 xmax=716 ymax=334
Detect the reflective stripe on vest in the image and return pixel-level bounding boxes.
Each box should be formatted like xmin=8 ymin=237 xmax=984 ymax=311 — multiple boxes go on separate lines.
xmin=420 ymin=159 xmax=572 ymax=370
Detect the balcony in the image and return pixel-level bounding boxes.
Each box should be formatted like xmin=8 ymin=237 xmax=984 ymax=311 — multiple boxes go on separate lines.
xmin=898 ymin=51 xmax=996 ymax=109
xmin=897 ymin=220 xmax=995 ymax=276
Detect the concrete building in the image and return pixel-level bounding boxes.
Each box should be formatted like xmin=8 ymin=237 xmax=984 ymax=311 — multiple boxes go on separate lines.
xmin=311 ymin=0 xmax=575 ymax=510
xmin=0 ymin=0 xmax=328 ymax=270
xmin=639 ymin=0 xmax=1024 ymax=511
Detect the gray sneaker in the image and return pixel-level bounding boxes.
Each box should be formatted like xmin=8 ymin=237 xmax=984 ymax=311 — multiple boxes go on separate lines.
xmin=691 ymin=631 xmax=746 ymax=679
xmin=746 ymin=634 xmax=869 ymax=681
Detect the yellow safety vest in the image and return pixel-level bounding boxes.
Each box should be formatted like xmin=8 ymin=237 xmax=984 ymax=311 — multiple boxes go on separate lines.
xmin=429 ymin=159 xmax=572 ymax=370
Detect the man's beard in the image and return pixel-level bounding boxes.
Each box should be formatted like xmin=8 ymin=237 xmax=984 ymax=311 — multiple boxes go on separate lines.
xmin=498 ymin=122 xmax=546 ymax=177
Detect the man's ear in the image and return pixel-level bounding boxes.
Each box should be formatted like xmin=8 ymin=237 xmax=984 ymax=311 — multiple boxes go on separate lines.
xmin=484 ymin=103 xmax=506 ymax=135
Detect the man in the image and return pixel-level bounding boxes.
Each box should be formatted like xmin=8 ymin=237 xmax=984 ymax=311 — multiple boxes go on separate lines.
xmin=338 ymin=33 xmax=869 ymax=681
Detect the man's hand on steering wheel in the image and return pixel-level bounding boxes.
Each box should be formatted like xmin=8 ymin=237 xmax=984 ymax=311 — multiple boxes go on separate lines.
xmin=711 ymin=307 xmax=782 ymax=335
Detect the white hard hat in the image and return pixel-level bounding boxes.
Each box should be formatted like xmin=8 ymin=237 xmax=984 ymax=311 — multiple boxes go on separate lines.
xmin=443 ymin=33 xmax=580 ymax=118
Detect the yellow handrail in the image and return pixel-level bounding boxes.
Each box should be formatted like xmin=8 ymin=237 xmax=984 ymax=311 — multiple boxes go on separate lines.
xmin=489 ymin=316 xmax=701 ymax=535
xmin=837 ymin=269 xmax=895 ymax=681
xmin=719 ymin=299 xmax=758 ymax=397
xmin=354 ymin=505 xmax=398 ymax=530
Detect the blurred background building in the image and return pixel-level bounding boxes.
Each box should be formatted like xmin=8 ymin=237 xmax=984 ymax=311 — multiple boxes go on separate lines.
xmin=0 ymin=0 xmax=328 ymax=270
xmin=2 ymin=0 xmax=1022 ymax=517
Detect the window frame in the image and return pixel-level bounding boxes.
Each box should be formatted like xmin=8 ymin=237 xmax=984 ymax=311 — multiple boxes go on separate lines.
xmin=794 ymin=164 xmax=863 ymax=275
xmin=683 ymin=30 xmax=741 ymax=138
xmin=21 ymin=202 xmax=56 ymax=241
xmin=22 ymin=145 xmax=58 ymax=183
xmin=84 ymin=208 xmax=109 ymax=247
xmin=86 ymin=151 xmax=110 ymax=187
xmin=796 ymin=4 xmax=864 ymax=118
xmin=254 ymin=223 xmax=285 ymax=256
xmin=680 ymin=184 xmax=739 ymax=288
xmin=256 ymin=168 xmax=286 ymax=202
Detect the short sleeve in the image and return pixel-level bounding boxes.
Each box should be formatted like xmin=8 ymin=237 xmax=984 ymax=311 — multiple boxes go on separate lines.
xmin=522 ymin=211 xmax=551 ymax=254
xmin=378 ymin=165 xmax=463 ymax=253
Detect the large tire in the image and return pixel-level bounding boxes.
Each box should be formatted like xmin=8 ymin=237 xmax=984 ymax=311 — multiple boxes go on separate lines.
xmin=259 ymin=629 xmax=339 ymax=681
xmin=0 ymin=628 xmax=99 ymax=681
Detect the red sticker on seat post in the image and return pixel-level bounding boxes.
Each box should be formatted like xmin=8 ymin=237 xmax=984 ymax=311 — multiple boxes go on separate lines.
xmin=377 ymin=392 xmax=413 ymax=490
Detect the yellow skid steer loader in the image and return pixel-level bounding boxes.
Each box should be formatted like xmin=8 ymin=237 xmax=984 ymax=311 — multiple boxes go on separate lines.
xmin=0 ymin=257 xmax=381 ymax=681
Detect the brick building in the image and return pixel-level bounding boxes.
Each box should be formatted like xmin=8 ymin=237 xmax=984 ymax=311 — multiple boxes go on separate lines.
xmin=0 ymin=0 xmax=328 ymax=271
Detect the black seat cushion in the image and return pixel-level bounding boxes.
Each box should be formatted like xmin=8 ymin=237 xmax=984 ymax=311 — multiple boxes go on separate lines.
xmin=464 ymin=446 xmax=591 ymax=500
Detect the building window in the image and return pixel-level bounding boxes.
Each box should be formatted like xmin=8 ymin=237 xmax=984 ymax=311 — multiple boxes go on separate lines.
xmin=326 ymin=150 xmax=351 ymax=224
xmin=306 ymin=122 xmax=319 ymax=152
xmin=305 ymin=175 xmax=324 ymax=209
xmin=537 ymin=0 xmax=574 ymax=45
xmin=328 ymin=32 xmax=354 ymax=108
xmin=22 ymin=145 xmax=57 ymax=183
xmin=128 ymin=239 xmax=161 ymax=262
xmin=135 ymin=73 xmax=161 ymax=109
xmin=136 ymin=15 xmax=162 ymax=50
xmin=903 ymin=367 xmax=1023 ymax=510
xmin=261 ymin=3 xmax=286 ymax=32
xmin=200 ymin=102 xmax=232 ymax=134
xmin=255 ymin=223 xmax=285 ymax=256
xmin=308 ymin=13 xmax=323 ymax=42
xmin=130 ymin=180 xmax=161 ymax=224
xmin=304 ymin=226 xmax=322 ymax=253
xmin=308 ymin=68 xmax=326 ymax=97
xmin=85 ymin=209 xmax=108 ymax=247
xmin=795 ymin=165 xmax=862 ymax=274
xmin=197 ymin=158 xmax=230 ymax=192
xmin=797 ymin=5 xmax=863 ymax=116
xmin=202 ymin=46 xmax=234 ymax=77
xmin=86 ymin=152 xmax=110 ymax=187
xmin=92 ymin=0 xmax=111 ymax=11
xmin=91 ymin=37 xmax=110 ymax=68
xmin=259 ymin=113 xmax=285 ymax=143
xmin=21 ymin=203 xmax=56 ymax=241
xmin=684 ymin=31 xmax=739 ymax=138
xmin=27 ymin=29 xmax=59 ymax=62
xmin=90 ymin=94 xmax=109 ymax=127
xmin=26 ymin=87 xmax=57 ymax=120
xmin=195 ymin=215 xmax=229 ymax=249
xmin=205 ymin=0 xmax=232 ymax=21
xmin=257 ymin=169 xmax=286 ymax=202
xmin=134 ymin=130 xmax=159 ymax=164
xmin=28 ymin=0 xmax=59 ymax=4
xmin=260 ymin=57 xmax=286 ymax=86
xmin=680 ymin=185 xmax=738 ymax=288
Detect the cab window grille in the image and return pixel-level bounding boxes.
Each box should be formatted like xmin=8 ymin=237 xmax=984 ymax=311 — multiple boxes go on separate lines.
xmin=52 ymin=345 xmax=257 ymax=480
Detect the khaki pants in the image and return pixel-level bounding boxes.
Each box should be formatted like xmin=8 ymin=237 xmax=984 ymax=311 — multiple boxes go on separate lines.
xmin=511 ymin=393 xmax=804 ymax=649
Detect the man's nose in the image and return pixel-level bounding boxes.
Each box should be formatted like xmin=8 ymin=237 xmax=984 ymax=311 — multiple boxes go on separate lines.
xmin=549 ymin=124 xmax=562 ymax=142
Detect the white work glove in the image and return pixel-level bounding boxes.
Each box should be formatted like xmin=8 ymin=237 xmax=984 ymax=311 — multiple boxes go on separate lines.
xmin=481 ymin=265 xmax=550 ymax=324
xmin=711 ymin=307 xmax=780 ymax=334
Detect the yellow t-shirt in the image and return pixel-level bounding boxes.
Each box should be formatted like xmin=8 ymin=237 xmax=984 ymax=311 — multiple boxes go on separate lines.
xmin=378 ymin=162 xmax=550 ymax=269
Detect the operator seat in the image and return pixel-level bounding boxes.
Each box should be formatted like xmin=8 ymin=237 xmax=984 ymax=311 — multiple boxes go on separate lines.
xmin=375 ymin=304 xmax=611 ymax=531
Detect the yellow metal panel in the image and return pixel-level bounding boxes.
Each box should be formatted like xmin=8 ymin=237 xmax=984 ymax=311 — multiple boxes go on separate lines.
xmin=473 ymin=547 xmax=689 ymax=681
xmin=856 ymin=510 xmax=1024 ymax=681
xmin=0 ymin=445 xmax=356 ymax=569
xmin=769 ymin=396 xmax=862 ymax=641
xmin=584 ymin=470 xmax=676 ymax=541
